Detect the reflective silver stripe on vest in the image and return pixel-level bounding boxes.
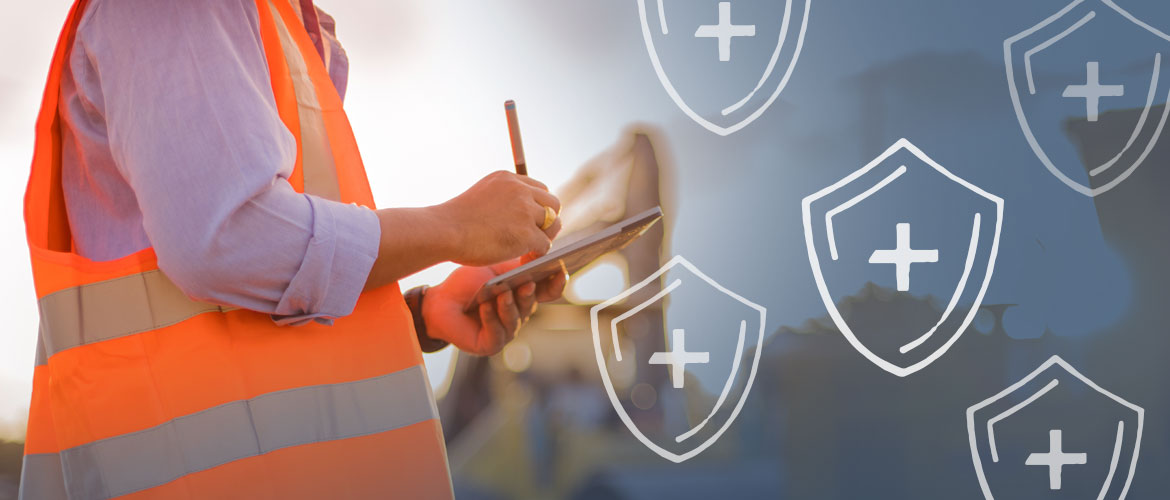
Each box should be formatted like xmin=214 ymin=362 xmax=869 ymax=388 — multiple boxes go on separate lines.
xmin=36 ymin=270 xmax=228 ymax=364
xmin=24 ymin=365 xmax=435 ymax=500
xmin=19 ymin=453 xmax=68 ymax=500
xmin=268 ymin=0 xmax=342 ymax=202
xmin=34 ymin=332 xmax=47 ymax=367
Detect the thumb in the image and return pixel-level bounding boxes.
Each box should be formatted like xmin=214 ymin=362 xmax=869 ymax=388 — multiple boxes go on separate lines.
xmin=520 ymin=250 xmax=541 ymax=265
xmin=525 ymin=230 xmax=552 ymax=258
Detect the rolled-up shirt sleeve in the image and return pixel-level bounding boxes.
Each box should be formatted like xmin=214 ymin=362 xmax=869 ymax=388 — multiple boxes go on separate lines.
xmin=78 ymin=0 xmax=379 ymax=324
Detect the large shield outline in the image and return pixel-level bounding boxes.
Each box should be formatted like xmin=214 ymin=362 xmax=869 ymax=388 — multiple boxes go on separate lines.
xmin=590 ymin=255 xmax=767 ymax=463
xmin=636 ymin=0 xmax=811 ymax=136
xmin=966 ymin=356 xmax=1145 ymax=499
xmin=802 ymin=139 xmax=1005 ymax=377
xmin=1005 ymin=0 xmax=1170 ymax=197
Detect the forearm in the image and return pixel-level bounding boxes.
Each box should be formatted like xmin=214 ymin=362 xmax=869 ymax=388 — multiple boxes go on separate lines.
xmin=364 ymin=168 xmax=563 ymax=296
xmin=362 ymin=206 xmax=460 ymax=291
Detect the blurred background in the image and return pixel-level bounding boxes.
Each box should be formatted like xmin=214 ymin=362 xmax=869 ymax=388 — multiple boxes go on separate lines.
xmin=3 ymin=1 xmax=1170 ymax=498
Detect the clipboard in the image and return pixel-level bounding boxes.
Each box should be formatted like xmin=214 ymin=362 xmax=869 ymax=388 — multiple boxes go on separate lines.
xmin=463 ymin=206 xmax=664 ymax=312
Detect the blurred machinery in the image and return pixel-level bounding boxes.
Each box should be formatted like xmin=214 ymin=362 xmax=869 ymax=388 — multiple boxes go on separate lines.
xmin=431 ymin=119 xmax=1102 ymax=499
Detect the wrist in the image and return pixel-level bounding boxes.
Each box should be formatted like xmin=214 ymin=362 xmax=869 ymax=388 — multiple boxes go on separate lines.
xmin=374 ymin=206 xmax=461 ymax=262
xmin=404 ymin=285 xmax=449 ymax=353
xmin=422 ymin=203 xmax=464 ymax=263
xmin=419 ymin=280 xmax=446 ymax=339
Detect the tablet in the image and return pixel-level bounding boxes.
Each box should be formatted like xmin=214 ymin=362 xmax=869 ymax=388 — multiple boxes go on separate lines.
xmin=463 ymin=206 xmax=664 ymax=312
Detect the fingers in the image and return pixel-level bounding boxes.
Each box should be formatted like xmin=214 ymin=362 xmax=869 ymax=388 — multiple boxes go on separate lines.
xmin=523 ymin=220 xmax=553 ymax=257
xmin=541 ymin=217 xmax=562 ymax=240
xmin=515 ymin=281 xmax=538 ymax=319
xmin=513 ymin=174 xmax=549 ymax=192
xmin=477 ymin=301 xmax=507 ymax=355
xmin=480 ymin=170 xmax=561 ymax=261
xmin=527 ymin=202 xmax=562 ymax=240
xmin=530 ymin=202 xmax=552 ymax=227
xmin=536 ymin=269 xmax=568 ymax=302
xmin=495 ymin=291 xmax=522 ymax=344
xmin=471 ymin=285 xmax=540 ymax=356
xmin=507 ymin=169 xmax=560 ymax=214
xmin=485 ymin=170 xmax=553 ymax=202
xmin=477 ymin=302 xmax=505 ymax=351
xmin=531 ymin=189 xmax=561 ymax=214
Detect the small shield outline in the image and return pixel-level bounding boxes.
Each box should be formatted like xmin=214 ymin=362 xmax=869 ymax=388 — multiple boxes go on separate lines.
xmin=636 ymin=0 xmax=812 ymax=136
xmin=802 ymin=139 xmax=1005 ymax=377
xmin=590 ymin=255 xmax=767 ymax=463
xmin=966 ymin=355 xmax=1145 ymax=499
xmin=1004 ymin=0 xmax=1170 ymax=197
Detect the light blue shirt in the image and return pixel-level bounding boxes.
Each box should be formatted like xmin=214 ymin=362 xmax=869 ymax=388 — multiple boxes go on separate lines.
xmin=59 ymin=0 xmax=380 ymax=325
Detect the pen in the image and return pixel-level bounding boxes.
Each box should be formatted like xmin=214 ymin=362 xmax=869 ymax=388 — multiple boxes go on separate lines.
xmin=504 ymin=99 xmax=528 ymax=176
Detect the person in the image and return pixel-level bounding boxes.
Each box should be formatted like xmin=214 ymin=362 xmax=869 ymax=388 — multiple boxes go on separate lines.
xmin=18 ymin=1 xmax=565 ymax=498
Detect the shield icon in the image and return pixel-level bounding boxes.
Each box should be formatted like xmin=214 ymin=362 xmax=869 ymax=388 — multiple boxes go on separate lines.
xmin=967 ymin=356 xmax=1145 ymax=499
xmin=802 ymin=139 xmax=1004 ymax=377
xmin=591 ymin=255 xmax=766 ymax=463
xmin=1005 ymin=0 xmax=1170 ymax=196
xmin=636 ymin=0 xmax=811 ymax=135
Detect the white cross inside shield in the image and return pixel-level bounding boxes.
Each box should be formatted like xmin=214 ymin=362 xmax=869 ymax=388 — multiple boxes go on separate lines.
xmin=591 ymin=255 xmax=766 ymax=463
xmin=967 ymin=356 xmax=1145 ymax=499
xmin=802 ymin=139 xmax=1004 ymax=377
xmin=1005 ymin=0 xmax=1170 ymax=196
xmin=636 ymin=0 xmax=811 ymax=135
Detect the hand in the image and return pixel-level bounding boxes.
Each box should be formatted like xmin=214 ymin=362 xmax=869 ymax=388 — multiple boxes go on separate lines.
xmin=422 ymin=259 xmax=568 ymax=356
xmin=435 ymin=171 xmax=563 ymax=267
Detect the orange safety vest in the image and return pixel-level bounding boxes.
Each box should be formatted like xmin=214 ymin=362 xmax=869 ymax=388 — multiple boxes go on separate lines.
xmin=19 ymin=1 xmax=453 ymax=498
